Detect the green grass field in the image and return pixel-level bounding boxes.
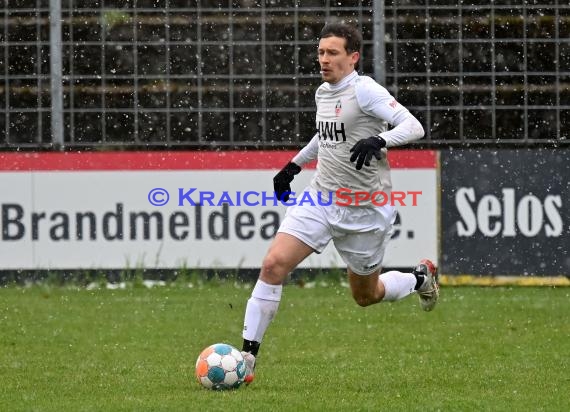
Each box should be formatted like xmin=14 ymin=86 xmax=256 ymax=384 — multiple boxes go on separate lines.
xmin=1 ymin=281 xmax=569 ymax=411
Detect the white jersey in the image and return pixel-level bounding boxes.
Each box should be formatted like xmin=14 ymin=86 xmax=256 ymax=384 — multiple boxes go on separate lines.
xmin=293 ymin=71 xmax=424 ymax=207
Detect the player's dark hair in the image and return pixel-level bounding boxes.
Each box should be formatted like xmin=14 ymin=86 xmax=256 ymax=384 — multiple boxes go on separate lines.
xmin=320 ymin=23 xmax=362 ymax=54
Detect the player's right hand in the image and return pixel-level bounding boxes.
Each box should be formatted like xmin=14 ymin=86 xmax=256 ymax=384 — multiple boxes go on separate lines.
xmin=273 ymin=162 xmax=301 ymax=202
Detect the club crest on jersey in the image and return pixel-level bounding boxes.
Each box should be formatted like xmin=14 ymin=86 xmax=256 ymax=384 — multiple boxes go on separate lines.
xmin=335 ymin=100 xmax=342 ymax=117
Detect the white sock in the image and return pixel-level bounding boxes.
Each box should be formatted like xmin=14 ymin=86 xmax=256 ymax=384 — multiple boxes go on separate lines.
xmin=242 ymin=280 xmax=282 ymax=343
xmin=379 ymin=271 xmax=416 ymax=302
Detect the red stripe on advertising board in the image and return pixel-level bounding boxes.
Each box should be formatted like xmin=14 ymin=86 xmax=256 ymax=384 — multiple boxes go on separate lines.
xmin=0 ymin=150 xmax=436 ymax=171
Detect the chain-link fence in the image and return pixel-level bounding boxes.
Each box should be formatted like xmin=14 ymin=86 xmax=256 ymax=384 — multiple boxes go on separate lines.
xmin=1 ymin=0 xmax=568 ymax=149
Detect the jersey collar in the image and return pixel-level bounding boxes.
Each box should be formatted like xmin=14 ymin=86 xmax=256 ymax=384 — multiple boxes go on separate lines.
xmin=325 ymin=70 xmax=358 ymax=91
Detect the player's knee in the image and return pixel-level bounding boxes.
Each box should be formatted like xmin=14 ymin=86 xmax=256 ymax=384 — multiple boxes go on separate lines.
xmin=352 ymin=292 xmax=376 ymax=307
xmin=260 ymin=253 xmax=288 ymax=284
xmin=261 ymin=253 xmax=280 ymax=274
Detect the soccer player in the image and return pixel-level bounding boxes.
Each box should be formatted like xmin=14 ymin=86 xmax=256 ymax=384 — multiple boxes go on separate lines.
xmin=240 ymin=22 xmax=438 ymax=384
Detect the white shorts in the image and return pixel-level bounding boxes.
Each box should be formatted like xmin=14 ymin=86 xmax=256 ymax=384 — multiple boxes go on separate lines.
xmin=278 ymin=188 xmax=396 ymax=275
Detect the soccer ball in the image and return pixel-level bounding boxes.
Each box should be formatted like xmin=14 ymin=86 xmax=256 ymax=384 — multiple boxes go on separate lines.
xmin=195 ymin=343 xmax=246 ymax=390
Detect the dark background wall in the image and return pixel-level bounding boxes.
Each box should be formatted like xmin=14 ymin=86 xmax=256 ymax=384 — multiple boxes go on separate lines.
xmin=1 ymin=1 xmax=568 ymax=149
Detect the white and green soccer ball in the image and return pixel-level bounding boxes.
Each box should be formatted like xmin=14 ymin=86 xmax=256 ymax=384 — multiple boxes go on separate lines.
xmin=195 ymin=343 xmax=246 ymax=390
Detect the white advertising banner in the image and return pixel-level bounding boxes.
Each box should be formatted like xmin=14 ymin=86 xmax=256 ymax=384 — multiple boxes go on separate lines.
xmin=0 ymin=151 xmax=437 ymax=270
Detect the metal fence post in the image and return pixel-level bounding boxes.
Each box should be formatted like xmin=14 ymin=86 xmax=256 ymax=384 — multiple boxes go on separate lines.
xmin=49 ymin=0 xmax=64 ymax=150
xmin=373 ymin=0 xmax=386 ymax=85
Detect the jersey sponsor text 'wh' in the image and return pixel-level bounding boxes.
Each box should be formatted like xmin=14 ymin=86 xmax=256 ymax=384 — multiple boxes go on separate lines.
xmin=317 ymin=120 xmax=346 ymax=141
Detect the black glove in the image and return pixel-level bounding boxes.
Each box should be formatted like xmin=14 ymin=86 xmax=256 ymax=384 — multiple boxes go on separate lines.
xmin=273 ymin=162 xmax=301 ymax=202
xmin=349 ymin=135 xmax=387 ymax=170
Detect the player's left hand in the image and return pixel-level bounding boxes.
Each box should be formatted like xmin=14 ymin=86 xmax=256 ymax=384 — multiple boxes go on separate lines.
xmin=349 ymin=135 xmax=386 ymax=170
